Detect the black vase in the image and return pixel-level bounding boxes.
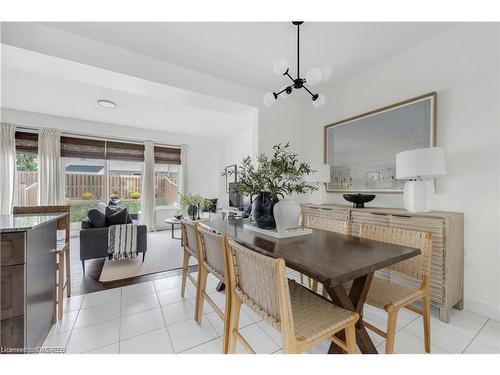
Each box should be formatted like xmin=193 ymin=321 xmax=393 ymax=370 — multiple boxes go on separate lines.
xmin=187 ymin=205 xmax=198 ymax=220
xmin=253 ymin=192 xmax=278 ymax=229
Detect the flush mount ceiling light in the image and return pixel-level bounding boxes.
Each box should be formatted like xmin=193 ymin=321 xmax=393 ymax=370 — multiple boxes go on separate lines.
xmin=263 ymin=21 xmax=331 ymax=108
xmin=97 ymin=99 xmax=117 ymax=108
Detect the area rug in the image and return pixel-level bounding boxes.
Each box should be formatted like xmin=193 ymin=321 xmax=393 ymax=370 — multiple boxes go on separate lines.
xmin=99 ymin=230 xmax=197 ymax=282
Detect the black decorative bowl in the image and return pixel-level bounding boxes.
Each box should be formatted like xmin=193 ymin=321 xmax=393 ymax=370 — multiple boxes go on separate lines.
xmin=343 ymin=194 xmax=376 ymax=208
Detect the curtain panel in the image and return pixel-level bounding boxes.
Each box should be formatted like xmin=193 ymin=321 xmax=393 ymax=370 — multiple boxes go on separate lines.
xmin=38 ymin=128 xmax=64 ymax=205
xmin=180 ymin=145 xmax=188 ymax=195
xmin=0 ymin=123 xmax=17 ymax=214
xmin=141 ymin=141 xmax=156 ymax=232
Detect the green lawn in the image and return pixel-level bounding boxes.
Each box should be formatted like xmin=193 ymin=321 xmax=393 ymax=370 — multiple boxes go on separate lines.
xmin=68 ymin=198 xmax=176 ymax=223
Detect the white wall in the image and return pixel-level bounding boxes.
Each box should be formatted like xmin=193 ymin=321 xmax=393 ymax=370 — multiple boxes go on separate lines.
xmin=1 ymin=108 xmax=222 ymax=201
xmin=300 ymin=23 xmax=500 ymax=319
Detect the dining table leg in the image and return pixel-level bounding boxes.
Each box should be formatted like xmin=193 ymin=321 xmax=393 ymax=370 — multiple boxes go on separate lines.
xmin=326 ymin=272 xmax=378 ymax=354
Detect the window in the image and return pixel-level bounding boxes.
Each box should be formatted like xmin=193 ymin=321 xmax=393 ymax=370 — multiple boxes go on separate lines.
xmin=63 ymin=157 xmax=106 ymax=223
xmin=109 ymin=160 xmax=143 ymax=215
xmin=16 ymin=152 xmax=38 ymax=206
xmin=17 ymin=132 xmax=182 ymax=230
xmin=15 ymin=131 xmax=39 ymax=206
xmin=155 ymin=164 xmax=180 ymax=207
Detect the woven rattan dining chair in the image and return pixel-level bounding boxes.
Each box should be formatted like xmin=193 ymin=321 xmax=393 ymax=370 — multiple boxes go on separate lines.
xmin=180 ymin=219 xmax=200 ymax=298
xmin=194 ymin=223 xmax=232 ymax=353
xmin=359 ymin=223 xmax=433 ymax=354
xmin=298 ymin=215 xmax=351 ymax=294
xmin=225 ymin=238 xmax=359 ymax=354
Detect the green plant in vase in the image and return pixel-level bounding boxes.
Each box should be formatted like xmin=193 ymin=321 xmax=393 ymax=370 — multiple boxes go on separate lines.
xmin=222 ymin=143 xmax=316 ymax=230
xmin=178 ymin=193 xmax=213 ymax=220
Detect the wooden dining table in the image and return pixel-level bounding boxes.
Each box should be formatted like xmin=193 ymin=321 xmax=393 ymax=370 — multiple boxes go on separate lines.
xmin=204 ymin=219 xmax=421 ymax=354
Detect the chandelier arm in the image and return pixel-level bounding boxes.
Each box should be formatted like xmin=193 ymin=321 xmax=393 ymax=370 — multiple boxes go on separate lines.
xmin=302 ymin=85 xmax=316 ymax=97
xmin=285 ymin=72 xmax=295 ymax=83
xmin=275 ymin=87 xmax=288 ymax=96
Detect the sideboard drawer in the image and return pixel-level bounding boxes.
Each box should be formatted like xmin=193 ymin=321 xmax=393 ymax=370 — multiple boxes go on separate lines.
xmin=1 ymin=264 xmax=25 ymax=320
xmin=351 ymin=211 xmax=391 ymax=237
xmin=1 ymin=232 xmax=26 ymax=266
xmin=301 ymin=205 xmax=349 ymax=220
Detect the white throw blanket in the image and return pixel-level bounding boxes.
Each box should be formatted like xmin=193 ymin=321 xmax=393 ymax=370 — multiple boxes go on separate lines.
xmin=108 ymin=224 xmax=138 ymax=260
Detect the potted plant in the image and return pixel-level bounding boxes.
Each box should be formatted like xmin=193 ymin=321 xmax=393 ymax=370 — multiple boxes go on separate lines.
xmin=178 ymin=193 xmax=213 ymax=220
xmin=224 ymin=143 xmax=316 ymax=230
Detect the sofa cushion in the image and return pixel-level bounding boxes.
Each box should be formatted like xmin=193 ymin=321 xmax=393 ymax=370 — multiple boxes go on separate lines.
xmin=87 ymin=202 xmax=107 ymax=228
xmin=106 ymin=206 xmax=133 ymax=226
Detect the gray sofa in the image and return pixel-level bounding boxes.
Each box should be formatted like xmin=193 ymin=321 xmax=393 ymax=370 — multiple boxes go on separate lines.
xmin=80 ymin=210 xmax=147 ymax=273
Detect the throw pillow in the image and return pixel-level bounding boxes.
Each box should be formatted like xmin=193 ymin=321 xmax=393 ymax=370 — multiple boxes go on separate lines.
xmin=106 ymin=207 xmax=132 ymax=226
xmin=87 ymin=202 xmax=107 ymax=228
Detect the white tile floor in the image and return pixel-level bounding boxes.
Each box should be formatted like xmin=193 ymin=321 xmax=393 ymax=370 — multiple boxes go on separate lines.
xmin=43 ymin=271 xmax=500 ymax=354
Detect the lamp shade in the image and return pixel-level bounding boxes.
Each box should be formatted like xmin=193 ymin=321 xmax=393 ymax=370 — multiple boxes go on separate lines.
xmin=396 ymin=147 xmax=446 ymax=179
xmin=304 ymin=164 xmax=331 ymax=183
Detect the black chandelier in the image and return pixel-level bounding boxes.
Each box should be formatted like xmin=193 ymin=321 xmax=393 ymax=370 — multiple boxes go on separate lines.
xmin=263 ymin=21 xmax=331 ymax=108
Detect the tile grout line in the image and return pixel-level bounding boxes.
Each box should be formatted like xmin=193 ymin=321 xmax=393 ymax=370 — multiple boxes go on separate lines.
xmin=61 ymin=295 xmax=84 ymax=352
xmin=118 ymin=288 xmax=123 ymax=353
xmin=254 ymin=320 xmax=282 ymax=347
xmin=177 ymin=337 xmax=222 ymax=354
xmin=153 ymin=279 xmax=176 ymax=353
xmin=460 ymin=318 xmax=490 ymax=354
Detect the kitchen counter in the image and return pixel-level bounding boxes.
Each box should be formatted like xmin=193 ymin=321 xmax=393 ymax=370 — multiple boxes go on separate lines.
xmin=0 ymin=213 xmax=66 ymax=233
xmin=1 ymin=213 xmax=67 ymax=352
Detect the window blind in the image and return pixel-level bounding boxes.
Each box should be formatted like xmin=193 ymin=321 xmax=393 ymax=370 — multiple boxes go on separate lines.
xmin=106 ymin=141 xmax=145 ymax=161
xmin=14 ymin=130 xmax=181 ymax=164
xmin=60 ymin=136 xmax=106 ymax=159
xmin=154 ymin=146 xmax=181 ymax=165
xmin=15 ymin=131 xmax=38 ymax=153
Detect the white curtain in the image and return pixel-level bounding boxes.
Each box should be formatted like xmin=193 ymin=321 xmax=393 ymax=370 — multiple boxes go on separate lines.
xmin=0 ymin=123 xmax=17 ymax=214
xmin=38 ymin=128 xmax=64 ymax=205
xmin=180 ymin=144 xmax=188 ymax=195
xmin=141 ymin=141 xmax=156 ymax=232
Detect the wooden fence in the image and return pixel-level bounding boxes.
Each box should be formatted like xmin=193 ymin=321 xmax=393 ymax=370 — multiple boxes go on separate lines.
xmin=16 ymin=171 xmax=178 ymax=203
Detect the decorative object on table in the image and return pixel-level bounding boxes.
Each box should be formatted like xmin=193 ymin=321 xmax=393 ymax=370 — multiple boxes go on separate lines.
xmin=396 ymin=147 xmax=446 ymax=212
xmin=243 ymin=222 xmax=312 ymax=238
xmin=263 ymin=22 xmax=331 ymax=108
xmin=343 ymin=193 xmax=376 ymax=208
xmin=324 ymin=92 xmax=436 ymax=193
xmin=304 ymin=164 xmax=331 ymax=204
xmin=224 ymin=165 xmax=237 ymax=193
xmin=224 ymin=143 xmax=315 ymax=230
xmin=178 ymin=193 xmax=214 ymax=220
xmin=252 ymin=192 xmax=277 ymax=229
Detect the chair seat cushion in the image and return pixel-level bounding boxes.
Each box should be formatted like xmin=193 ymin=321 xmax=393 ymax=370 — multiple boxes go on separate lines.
xmin=289 ymin=280 xmax=356 ymax=343
xmin=365 ymin=277 xmax=423 ymax=310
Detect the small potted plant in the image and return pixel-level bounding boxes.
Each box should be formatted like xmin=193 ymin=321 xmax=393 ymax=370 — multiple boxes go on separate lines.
xmin=224 ymin=143 xmax=316 ymax=230
xmin=178 ymin=193 xmax=213 ymax=220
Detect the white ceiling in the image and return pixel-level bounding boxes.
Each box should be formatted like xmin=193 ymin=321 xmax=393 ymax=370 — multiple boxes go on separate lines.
xmin=1 ymin=45 xmax=255 ymax=140
xmin=44 ymin=22 xmax=456 ymax=93
xmin=1 ymin=22 xmax=457 ymax=139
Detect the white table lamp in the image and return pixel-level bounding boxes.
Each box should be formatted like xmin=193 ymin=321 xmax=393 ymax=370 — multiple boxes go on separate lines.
xmin=304 ymin=164 xmax=331 ymax=205
xmin=396 ymin=147 xmax=446 ymax=212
